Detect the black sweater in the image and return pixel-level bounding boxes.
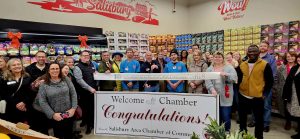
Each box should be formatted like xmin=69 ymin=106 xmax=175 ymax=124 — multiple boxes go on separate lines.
xmin=282 ymin=64 xmax=300 ymax=104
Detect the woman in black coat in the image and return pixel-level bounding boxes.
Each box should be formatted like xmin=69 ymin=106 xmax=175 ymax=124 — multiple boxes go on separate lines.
xmin=2 ymin=58 xmax=33 ymax=123
xmin=283 ymin=64 xmax=300 ymax=139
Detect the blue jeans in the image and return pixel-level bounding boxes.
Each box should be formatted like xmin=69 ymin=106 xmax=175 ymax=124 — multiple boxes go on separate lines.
xmin=264 ymin=91 xmax=272 ymax=127
xmin=144 ymin=84 xmax=160 ymax=92
xmin=220 ymin=106 xmax=232 ymax=132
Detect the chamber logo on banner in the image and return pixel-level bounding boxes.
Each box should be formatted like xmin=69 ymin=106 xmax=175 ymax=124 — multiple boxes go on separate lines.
xmin=27 ymin=0 xmax=159 ymax=25
xmin=218 ymin=0 xmax=250 ymax=21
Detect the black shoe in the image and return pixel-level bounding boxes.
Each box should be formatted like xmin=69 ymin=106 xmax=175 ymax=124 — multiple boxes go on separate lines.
xmin=247 ymin=122 xmax=255 ymax=128
xmin=291 ymin=134 xmax=300 ymax=139
xmin=284 ymin=121 xmax=291 ymax=130
xmin=80 ymin=122 xmax=86 ymax=127
xmin=73 ymin=133 xmax=83 ymax=139
xmin=85 ymin=127 xmax=93 ymax=134
xmin=263 ymin=126 xmax=270 ymax=132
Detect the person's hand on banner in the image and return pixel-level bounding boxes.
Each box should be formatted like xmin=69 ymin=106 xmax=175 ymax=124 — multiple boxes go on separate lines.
xmin=53 ymin=113 xmax=63 ymax=121
xmin=220 ymin=72 xmax=228 ymax=77
xmin=105 ymin=70 xmax=111 ymax=74
xmin=144 ymin=83 xmax=151 ymax=88
xmin=90 ymin=88 xmax=96 ymax=94
xmin=189 ymin=82 xmax=196 ymax=89
xmin=127 ymin=82 xmax=133 ymax=88
xmin=211 ymin=88 xmax=218 ymax=96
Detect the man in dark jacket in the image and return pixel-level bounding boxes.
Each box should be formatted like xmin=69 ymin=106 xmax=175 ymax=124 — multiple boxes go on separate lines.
xmin=25 ymin=51 xmax=49 ymax=81
xmin=25 ymin=51 xmax=49 ymax=134
xmin=73 ymin=50 xmax=97 ymax=134
xmin=98 ymin=51 xmax=116 ymax=91
xmin=141 ymin=51 xmax=161 ymax=92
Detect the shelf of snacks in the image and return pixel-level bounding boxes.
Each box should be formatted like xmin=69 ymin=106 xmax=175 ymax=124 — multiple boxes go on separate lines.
xmin=149 ymin=34 xmax=175 ymax=58
xmin=175 ymin=34 xmax=193 ymax=52
xmin=192 ymin=31 xmax=224 ymax=54
xmin=0 ymin=41 xmax=106 ymax=66
xmin=224 ymin=26 xmax=260 ymax=56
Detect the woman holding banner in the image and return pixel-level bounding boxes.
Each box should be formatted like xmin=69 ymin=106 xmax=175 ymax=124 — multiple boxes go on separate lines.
xmin=205 ymin=51 xmax=237 ymax=132
xmin=188 ymin=50 xmax=208 ymax=93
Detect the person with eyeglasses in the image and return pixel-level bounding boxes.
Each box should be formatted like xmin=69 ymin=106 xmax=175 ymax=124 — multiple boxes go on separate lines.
xmin=98 ymin=51 xmax=116 ymax=91
xmin=164 ymin=49 xmax=187 ymax=93
xmin=73 ymin=50 xmax=97 ymax=134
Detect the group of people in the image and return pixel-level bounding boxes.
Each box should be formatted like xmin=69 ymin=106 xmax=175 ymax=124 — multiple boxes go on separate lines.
xmin=0 ymin=41 xmax=299 ymax=139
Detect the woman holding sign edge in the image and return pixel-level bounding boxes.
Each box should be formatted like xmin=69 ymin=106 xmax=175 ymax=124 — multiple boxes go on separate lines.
xmin=205 ymin=51 xmax=237 ymax=132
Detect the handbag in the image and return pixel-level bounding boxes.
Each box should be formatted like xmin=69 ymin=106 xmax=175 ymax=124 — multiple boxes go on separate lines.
xmin=0 ymin=77 xmax=23 ymax=114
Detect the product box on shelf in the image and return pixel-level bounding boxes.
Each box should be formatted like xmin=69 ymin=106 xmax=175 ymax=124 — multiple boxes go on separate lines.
xmin=261 ymin=34 xmax=274 ymax=44
xmin=72 ymin=45 xmax=80 ymax=54
xmin=237 ymin=28 xmax=245 ymax=36
xmin=253 ymin=39 xmax=261 ymax=45
xmin=245 ymin=27 xmax=253 ymax=35
xmin=274 ymin=23 xmax=289 ymax=33
xmin=273 ymin=42 xmax=288 ymax=53
xmin=206 ymin=33 xmax=212 ymax=43
xmin=211 ymin=43 xmax=218 ymax=52
xmin=289 ymin=30 xmax=299 ymax=42
xmin=47 ymin=56 xmax=57 ymax=63
xmin=118 ymin=32 xmax=127 ymax=38
xmin=231 ymin=36 xmax=238 ymax=41
xmin=238 ymin=35 xmax=245 ymax=40
xmin=20 ymin=43 xmax=30 ymax=56
xmin=274 ymin=33 xmax=288 ymax=43
xmin=65 ymin=45 xmax=73 ymax=55
xmin=253 ymin=34 xmax=261 ymax=39
xmin=245 ymin=34 xmax=253 ymax=40
xmin=56 ymin=45 xmax=65 ymax=55
xmin=231 ymin=41 xmax=238 ymax=46
xmin=245 ymin=40 xmax=253 ymax=45
xmin=288 ymin=42 xmax=299 ymax=52
xmin=29 ymin=44 xmax=39 ymax=56
xmin=212 ymin=32 xmax=218 ymax=43
xmin=261 ymin=25 xmax=274 ymax=34
xmin=0 ymin=43 xmax=7 ymax=56
xmin=7 ymin=43 xmax=19 ymax=56
xmin=224 ymin=30 xmax=231 ymax=37
xmin=289 ymin=21 xmax=299 ymax=31
xmin=253 ymin=26 xmax=261 ymax=34
xmin=224 ymin=37 xmax=231 ymax=42
xmin=231 ymin=29 xmax=238 ymax=36
xmin=217 ymin=32 xmax=224 ymax=42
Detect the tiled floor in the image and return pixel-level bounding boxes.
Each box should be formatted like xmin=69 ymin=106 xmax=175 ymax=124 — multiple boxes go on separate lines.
xmin=78 ymin=116 xmax=297 ymax=139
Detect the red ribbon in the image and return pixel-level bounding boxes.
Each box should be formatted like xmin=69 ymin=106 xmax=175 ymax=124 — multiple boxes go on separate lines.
xmin=7 ymin=32 xmax=22 ymax=49
xmin=78 ymin=35 xmax=88 ymax=48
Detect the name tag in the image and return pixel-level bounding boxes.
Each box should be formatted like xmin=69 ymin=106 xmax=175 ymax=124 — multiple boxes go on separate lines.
xmin=7 ymin=81 xmax=17 ymax=85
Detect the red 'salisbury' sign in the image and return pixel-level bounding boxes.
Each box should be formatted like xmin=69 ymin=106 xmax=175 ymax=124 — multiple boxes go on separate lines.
xmin=28 ymin=0 xmax=159 ymax=25
xmin=218 ymin=0 xmax=250 ymax=21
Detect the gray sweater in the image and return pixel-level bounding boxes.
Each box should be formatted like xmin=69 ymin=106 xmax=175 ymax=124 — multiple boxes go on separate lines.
xmin=39 ymin=77 xmax=78 ymax=119
xmin=205 ymin=64 xmax=237 ymax=107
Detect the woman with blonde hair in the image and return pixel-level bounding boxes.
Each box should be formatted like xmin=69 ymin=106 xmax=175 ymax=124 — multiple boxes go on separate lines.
xmin=205 ymin=51 xmax=237 ymax=132
xmin=188 ymin=50 xmax=208 ymax=93
xmin=1 ymin=58 xmax=33 ymax=123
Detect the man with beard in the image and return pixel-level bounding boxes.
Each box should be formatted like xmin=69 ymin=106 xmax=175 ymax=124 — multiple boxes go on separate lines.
xmin=26 ymin=51 xmax=50 ymax=134
xmin=237 ymin=45 xmax=273 ymax=139
xmin=164 ymin=49 xmax=187 ymax=93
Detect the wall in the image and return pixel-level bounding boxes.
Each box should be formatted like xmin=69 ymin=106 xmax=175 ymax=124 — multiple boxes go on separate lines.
xmin=0 ymin=0 xmax=189 ymax=35
xmin=188 ymin=0 xmax=300 ymax=33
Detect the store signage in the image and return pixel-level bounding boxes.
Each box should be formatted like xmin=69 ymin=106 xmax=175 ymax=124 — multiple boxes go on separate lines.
xmin=218 ymin=0 xmax=250 ymax=21
xmin=28 ymin=0 xmax=159 ymax=25
xmin=94 ymin=72 xmax=221 ymax=80
xmin=95 ymin=92 xmax=219 ymax=139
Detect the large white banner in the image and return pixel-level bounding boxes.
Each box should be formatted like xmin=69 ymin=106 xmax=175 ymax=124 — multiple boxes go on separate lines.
xmin=94 ymin=72 xmax=221 ymax=81
xmin=95 ymin=92 xmax=219 ymax=139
